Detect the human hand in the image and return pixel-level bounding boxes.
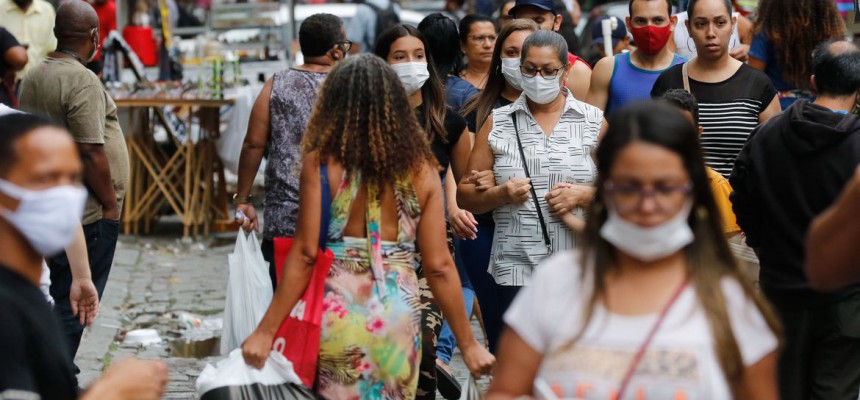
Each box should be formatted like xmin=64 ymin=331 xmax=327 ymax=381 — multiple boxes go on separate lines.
xmin=241 ymin=329 xmax=275 ymax=369
xmin=465 ymin=170 xmax=496 ymax=191
xmin=70 ymin=277 xmax=99 ymax=326
xmin=102 ymin=204 xmax=120 ymax=221
xmin=235 ymin=203 xmax=259 ymax=233
xmin=460 ymin=339 xmax=496 ymax=378
xmin=86 ymin=358 xmax=168 ymax=400
xmin=730 ymin=44 xmax=750 ymax=63
xmin=501 ymin=178 xmax=531 ymax=205
xmin=449 ymin=208 xmax=478 ymax=240
xmin=545 ymin=183 xmax=594 ymax=215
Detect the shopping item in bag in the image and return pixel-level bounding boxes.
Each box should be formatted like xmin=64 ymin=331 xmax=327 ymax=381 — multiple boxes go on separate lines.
xmin=272 ymin=164 xmax=334 ymax=388
xmin=197 ymin=349 xmax=314 ymax=400
xmin=459 ymin=376 xmax=483 ymax=400
xmin=221 ymin=231 xmax=274 ymax=354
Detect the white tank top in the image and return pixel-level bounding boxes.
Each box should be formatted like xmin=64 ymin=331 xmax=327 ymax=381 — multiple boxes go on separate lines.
xmin=673 ymin=11 xmax=741 ymax=60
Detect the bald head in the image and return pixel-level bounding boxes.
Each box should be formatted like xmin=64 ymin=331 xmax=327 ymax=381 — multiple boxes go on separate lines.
xmin=54 ymin=0 xmax=99 ymax=44
xmin=813 ymin=39 xmax=860 ymax=96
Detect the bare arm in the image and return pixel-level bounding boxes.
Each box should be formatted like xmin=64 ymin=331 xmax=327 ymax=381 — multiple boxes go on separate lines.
xmin=67 ymin=224 xmax=99 ymax=326
xmin=567 ymin=60 xmax=592 ymax=101
xmin=806 ymin=166 xmax=860 ymax=291
xmin=234 ymin=78 xmax=274 ymax=232
xmin=584 ymin=56 xmax=613 ymax=112
xmin=78 ymin=143 xmax=119 ymax=220
xmin=486 ymin=328 xmax=543 ymax=399
xmin=748 ymin=56 xmax=766 ymax=71
xmin=242 ymin=153 xmax=324 ymax=369
xmin=449 ymin=126 xmax=473 ymax=183
xmin=740 ymin=351 xmax=779 ymax=400
xmin=758 ymin=96 xmax=781 ymax=123
xmin=416 ymin=164 xmax=495 ymax=376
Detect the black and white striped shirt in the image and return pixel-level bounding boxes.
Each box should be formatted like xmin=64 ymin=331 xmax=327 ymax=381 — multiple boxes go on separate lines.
xmin=651 ymin=63 xmax=778 ymax=177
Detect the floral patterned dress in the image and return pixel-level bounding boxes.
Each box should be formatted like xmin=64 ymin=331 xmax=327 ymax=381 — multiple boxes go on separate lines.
xmin=317 ymin=171 xmax=423 ymax=400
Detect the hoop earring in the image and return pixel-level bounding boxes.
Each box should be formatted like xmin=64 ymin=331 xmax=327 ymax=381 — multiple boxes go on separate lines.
xmin=696 ymin=205 xmax=709 ymax=222
xmin=687 ymin=37 xmax=695 ymax=53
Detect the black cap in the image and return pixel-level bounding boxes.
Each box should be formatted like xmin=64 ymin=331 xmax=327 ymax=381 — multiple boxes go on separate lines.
xmin=509 ymin=0 xmax=557 ymax=17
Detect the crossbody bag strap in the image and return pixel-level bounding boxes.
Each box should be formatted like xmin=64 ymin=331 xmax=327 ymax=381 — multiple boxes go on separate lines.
xmin=319 ymin=164 xmax=332 ymax=250
xmin=510 ymin=113 xmax=552 ymax=254
xmin=682 ymin=62 xmax=691 ymax=93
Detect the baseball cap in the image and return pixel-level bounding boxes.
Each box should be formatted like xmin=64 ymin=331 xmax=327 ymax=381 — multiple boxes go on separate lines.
xmin=509 ymin=0 xmax=557 ymax=16
xmin=592 ymin=15 xmax=628 ymax=47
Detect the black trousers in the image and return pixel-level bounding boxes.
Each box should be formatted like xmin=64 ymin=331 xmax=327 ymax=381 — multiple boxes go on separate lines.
xmin=47 ymin=219 xmax=120 ymax=386
xmin=763 ymin=288 xmax=860 ymax=400
xmin=261 ymin=237 xmax=277 ymax=290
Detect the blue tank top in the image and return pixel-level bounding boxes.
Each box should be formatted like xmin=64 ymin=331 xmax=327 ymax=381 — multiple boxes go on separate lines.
xmin=606 ymin=52 xmax=686 ymax=115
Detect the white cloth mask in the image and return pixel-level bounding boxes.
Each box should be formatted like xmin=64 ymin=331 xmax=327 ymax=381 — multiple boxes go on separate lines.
xmin=501 ymin=57 xmax=522 ymax=90
xmin=521 ymin=71 xmax=563 ymax=105
xmin=0 ymin=179 xmax=87 ymax=257
xmin=391 ymin=62 xmax=430 ymax=96
xmin=600 ymin=200 xmax=695 ymax=262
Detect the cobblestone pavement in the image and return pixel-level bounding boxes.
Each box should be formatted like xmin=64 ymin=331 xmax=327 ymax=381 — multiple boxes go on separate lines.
xmin=76 ymin=233 xmax=487 ymax=399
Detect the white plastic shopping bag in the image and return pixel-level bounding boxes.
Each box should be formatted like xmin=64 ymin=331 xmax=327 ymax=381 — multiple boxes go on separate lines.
xmin=220 ymin=231 xmax=273 ymax=354
xmin=460 ymin=376 xmax=483 ymax=400
xmin=196 ymin=349 xmax=313 ymax=400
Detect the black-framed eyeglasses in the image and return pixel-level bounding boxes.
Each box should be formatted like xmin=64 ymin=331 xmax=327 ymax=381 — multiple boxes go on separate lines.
xmin=519 ymin=65 xmax=564 ymax=79
xmin=603 ymin=181 xmax=693 ymax=213
xmin=335 ymin=40 xmax=353 ymax=52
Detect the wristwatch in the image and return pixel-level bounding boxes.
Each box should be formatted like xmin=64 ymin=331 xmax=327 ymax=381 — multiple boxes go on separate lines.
xmin=232 ymin=193 xmax=252 ymax=205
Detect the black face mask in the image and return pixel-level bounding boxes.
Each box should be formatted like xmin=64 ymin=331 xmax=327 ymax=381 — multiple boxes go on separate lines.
xmin=12 ymin=0 xmax=32 ymax=9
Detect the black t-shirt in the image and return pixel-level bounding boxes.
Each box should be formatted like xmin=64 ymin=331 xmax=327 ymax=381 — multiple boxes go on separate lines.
xmin=0 ymin=266 xmax=77 ymax=399
xmin=0 ymin=28 xmax=20 ymax=74
xmin=416 ymin=105 xmax=467 ymax=179
xmin=465 ymin=96 xmax=514 ymax=133
xmin=651 ymin=63 xmax=777 ymax=178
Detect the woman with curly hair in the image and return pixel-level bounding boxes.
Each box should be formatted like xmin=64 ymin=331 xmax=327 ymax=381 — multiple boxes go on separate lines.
xmin=749 ymin=0 xmax=846 ymax=109
xmin=241 ymin=54 xmax=494 ymax=399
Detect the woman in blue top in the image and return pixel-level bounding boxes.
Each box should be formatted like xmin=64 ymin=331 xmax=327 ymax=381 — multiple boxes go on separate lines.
xmin=749 ymin=0 xmax=845 ymax=109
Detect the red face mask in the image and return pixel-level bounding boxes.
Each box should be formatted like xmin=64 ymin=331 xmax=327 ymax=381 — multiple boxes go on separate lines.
xmin=629 ymin=24 xmax=672 ymax=55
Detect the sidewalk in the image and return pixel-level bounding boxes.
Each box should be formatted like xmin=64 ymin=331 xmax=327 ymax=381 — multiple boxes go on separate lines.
xmin=76 ymin=234 xmax=485 ymax=399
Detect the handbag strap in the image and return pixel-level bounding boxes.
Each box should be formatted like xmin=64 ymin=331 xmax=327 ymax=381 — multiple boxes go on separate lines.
xmin=319 ymin=164 xmax=332 ymax=250
xmin=510 ymin=113 xmax=552 ymax=253
xmin=682 ymin=62 xmax=691 ymax=93
xmin=616 ymin=277 xmax=690 ymax=398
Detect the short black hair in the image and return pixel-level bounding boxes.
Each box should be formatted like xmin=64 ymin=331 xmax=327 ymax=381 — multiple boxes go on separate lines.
xmin=299 ymin=13 xmax=344 ymax=58
xmin=418 ymin=13 xmax=463 ymax=77
xmin=661 ymin=89 xmax=700 ymax=126
xmin=0 ymin=113 xmax=64 ymax=177
xmin=628 ymin=0 xmax=672 ymax=18
xmin=812 ymin=39 xmax=860 ymax=96
xmin=687 ymin=0 xmax=732 ymax=19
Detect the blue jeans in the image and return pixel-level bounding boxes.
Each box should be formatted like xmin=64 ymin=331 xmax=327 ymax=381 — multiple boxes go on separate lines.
xmin=461 ymin=219 xmax=503 ymax=353
xmin=437 ymin=287 xmax=476 ymax=364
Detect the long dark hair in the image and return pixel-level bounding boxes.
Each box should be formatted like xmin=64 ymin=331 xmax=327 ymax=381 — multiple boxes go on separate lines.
xmin=418 ymin=13 xmax=463 ymax=78
xmin=574 ymin=101 xmax=780 ymax=398
xmin=302 ymin=54 xmax=436 ymax=187
xmin=375 ymin=24 xmax=449 ymax=143
xmin=461 ymin=19 xmax=538 ymax=132
xmin=753 ymin=0 xmax=845 ymax=89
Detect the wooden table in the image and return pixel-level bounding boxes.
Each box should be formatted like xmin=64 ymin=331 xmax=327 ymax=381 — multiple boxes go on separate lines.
xmin=116 ymin=97 xmax=235 ymax=237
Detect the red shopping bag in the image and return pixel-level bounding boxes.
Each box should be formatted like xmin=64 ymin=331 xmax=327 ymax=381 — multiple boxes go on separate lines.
xmin=270 ymin=164 xmax=333 ymax=388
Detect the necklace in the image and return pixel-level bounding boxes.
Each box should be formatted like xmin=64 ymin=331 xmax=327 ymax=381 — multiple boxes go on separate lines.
xmin=57 ymin=50 xmax=85 ymax=65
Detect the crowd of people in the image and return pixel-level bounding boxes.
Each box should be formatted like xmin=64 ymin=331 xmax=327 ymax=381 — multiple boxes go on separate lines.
xmin=2 ymin=0 xmax=860 ymax=399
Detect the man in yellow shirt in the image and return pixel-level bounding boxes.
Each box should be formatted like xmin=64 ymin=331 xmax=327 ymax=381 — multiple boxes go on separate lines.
xmin=0 ymin=0 xmax=57 ymax=80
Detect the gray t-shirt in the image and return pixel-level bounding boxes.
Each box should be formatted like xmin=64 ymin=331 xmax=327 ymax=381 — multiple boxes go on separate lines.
xmin=19 ymin=57 xmax=129 ymax=225
xmin=263 ymin=68 xmax=327 ymax=239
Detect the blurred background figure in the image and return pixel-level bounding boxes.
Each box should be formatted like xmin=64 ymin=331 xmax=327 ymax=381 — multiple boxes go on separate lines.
xmin=0 ymin=27 xmax=28 ymax=107
xmin=459 ymin=14 xmax=496 ymax=90
xmin=0 ymin=0 xmax=56 ymax=81
xmin=586 ymin=15 xmax=629 ymax=67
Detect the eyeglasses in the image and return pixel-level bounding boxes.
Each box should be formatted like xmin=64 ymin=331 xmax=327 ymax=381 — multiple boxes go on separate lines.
xmin=468 ymin=34 xmax=497 ymax=44
xmin=335 ymin=40 xmax=353 ymax=52
xmin=603 ymin=181 xmax=693 ymax=213
xmin=519 ymin=65 xmax=564 ymax=79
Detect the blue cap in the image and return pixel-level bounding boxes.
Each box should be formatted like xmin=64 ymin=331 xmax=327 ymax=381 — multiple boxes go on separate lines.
xmin=509 ymin=0 xmax=557 ymax=16
xmin=592 ymin=15 xmax=627 ymax=47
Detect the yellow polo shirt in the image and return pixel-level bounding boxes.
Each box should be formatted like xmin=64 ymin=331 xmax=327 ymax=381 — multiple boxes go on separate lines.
xmin=0 ymin=0 xmax=57 ymax=79
xmin=707 ymin=167 xmax=742 ymax=234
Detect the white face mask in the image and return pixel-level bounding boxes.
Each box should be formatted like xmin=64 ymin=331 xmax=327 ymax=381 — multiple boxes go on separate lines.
xmin=0 ymin=179 xmax=87 ymax=257
xmin=391 ymin=62 xmax=430 ymax=96
xmin=501 ymin=57 xmax=522 ymax=91
xmin=599 ymin=200 xmax=695 ymax=262
xmin=521 ymin=71 xmax=563 ymax=104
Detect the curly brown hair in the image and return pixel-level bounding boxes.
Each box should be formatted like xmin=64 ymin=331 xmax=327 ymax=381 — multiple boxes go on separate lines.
xmin=753 ymin=0 xmax=845 ymax=89
xmin=301 ymin=54 xmax=437 ymax=188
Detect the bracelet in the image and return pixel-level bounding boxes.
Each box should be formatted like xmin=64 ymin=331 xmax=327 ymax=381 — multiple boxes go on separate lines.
xmin=232 ymin=193 xmax=252 ymax=205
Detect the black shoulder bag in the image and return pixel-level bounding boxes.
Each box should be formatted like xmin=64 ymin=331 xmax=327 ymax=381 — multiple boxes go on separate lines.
xmin=510 ymin=113 xmax=552 ymax=254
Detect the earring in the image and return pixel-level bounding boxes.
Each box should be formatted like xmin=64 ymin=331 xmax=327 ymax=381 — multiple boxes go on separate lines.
xmin=686 ymin=37 xmax=695 ymax=53
xmin=696 ymin=205 xmax=709 ymax=222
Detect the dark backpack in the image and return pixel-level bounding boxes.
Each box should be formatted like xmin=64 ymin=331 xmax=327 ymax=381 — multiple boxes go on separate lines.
xmin=365 ymin=0 xmax=400 ymax=47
